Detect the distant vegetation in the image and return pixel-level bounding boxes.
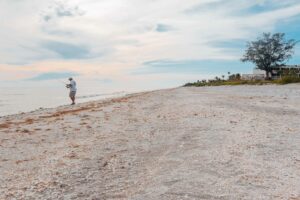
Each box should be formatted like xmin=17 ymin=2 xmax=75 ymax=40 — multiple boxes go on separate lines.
xmin=241 ymin=33 xmax=297 ymax=79
xmin=276 ymin=76 xmax=300 ymax=85
xmin=184 ymin=73 xmax=300 ymax=87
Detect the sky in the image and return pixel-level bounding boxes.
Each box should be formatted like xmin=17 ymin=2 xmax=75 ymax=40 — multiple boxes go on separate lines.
xmin=1 ymin=0 xmax=300 ymax=87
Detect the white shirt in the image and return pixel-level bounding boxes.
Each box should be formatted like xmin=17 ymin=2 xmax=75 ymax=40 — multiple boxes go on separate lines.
xmin=69 ymin=80 xmax=77 ymax=92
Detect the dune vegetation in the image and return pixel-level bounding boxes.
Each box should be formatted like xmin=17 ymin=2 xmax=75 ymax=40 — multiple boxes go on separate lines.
xmin=184 ymin=73 xmax=300 ymax=87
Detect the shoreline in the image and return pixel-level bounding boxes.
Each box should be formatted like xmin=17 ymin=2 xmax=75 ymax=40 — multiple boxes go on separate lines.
xmin=2 ymin=83 xmax=299 ymax=119
xmin=0 ymin=89 xmax=153 ymax=130
xmin=1 ymin=83 xmax=297 ymax=119
xmin=0 ymin=89 xmax=157 ymax=127
xmin=0 ymin=89 xmax=158 ymax=119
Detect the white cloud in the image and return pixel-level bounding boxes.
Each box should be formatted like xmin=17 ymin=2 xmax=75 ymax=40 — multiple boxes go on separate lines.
xmin=0 ymin=0 xmax=300 ymax=80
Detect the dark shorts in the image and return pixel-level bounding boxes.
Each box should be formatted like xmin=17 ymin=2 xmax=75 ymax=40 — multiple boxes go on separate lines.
xmin=69 ymin=91 xmax=76 ymax=98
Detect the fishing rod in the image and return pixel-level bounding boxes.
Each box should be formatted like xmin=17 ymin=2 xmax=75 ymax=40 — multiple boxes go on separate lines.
xmin=58 ymin=79 xmax=67 ymax=84
xmin=56 ymin=79 xmax=69 ymax=88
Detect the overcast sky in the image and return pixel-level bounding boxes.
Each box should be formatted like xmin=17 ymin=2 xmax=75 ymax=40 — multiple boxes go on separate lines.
xmin=1 ymin=0 xmax=300 ymax=85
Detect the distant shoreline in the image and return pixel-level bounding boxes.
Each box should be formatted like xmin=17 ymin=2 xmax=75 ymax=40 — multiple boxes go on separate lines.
xmin=2 ymin=83 xmax=300 ymax=118
xmin=0 ymin=91 xmax=130 ymax=118
xmin=0 ymin=89 xmax=161 ymax=118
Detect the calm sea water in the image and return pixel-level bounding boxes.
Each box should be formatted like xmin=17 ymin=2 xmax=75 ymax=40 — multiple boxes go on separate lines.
xmin=0 ymin=79 xmax=154 ymax=116
xmin=0 ymin=77 xmax=183 ymax=116
xmin=0 ymin=87 xmax=126 ymax=117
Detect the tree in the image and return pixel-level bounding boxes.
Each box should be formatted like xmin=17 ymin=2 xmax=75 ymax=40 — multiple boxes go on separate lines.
xmin=241 ymin=33 xmax=297 ymax=79
xmin=228 ymin=73 xmax=241 ymax=81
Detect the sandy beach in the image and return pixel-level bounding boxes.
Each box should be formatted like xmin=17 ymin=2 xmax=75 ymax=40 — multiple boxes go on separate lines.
xmin=0 ymin=85 xmax=300 ymax=200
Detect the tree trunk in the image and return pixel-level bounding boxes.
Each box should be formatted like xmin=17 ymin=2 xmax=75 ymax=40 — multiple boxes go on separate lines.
xmin=265 ymin=70 xmax=272 ymax=80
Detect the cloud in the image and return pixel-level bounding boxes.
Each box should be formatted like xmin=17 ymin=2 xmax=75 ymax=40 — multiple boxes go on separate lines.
xmin=41 ymin=1 xmax=85 ymax=22
xmin=134 ymin=59 xmax=252 ymax=75
xmin=156 ymin=24 xmax=174 ymax=32
xmin=0 ymin=0 xmax=300 ymax=81
xmin=185 ymin=0 xmax=300 ymax=16
xmin=27 ymin=71 xmax=79 ymax=81
xmin=41 ymin=41 xmax=93 ymax=59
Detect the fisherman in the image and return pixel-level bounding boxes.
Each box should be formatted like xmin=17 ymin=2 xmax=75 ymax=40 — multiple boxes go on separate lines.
xmin=66 ymin=77 xmax=77 ymax=105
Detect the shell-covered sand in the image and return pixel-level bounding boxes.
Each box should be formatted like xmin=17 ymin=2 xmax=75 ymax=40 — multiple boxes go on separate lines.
xmin=0 ymin=85 xmax=300 ymax=200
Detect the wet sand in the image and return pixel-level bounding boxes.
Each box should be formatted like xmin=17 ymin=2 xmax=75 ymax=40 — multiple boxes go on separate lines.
xmin=0 ymin=85 xmax=300 ymax=199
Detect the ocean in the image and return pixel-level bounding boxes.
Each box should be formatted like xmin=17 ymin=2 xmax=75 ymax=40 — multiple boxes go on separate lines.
xmin=0 ymin=79 xmax=152 ymax=117
xmin=0 ymin=76 xmax=185 ymax=116
xmin=0 ymin=87 xmax=127 ymax=117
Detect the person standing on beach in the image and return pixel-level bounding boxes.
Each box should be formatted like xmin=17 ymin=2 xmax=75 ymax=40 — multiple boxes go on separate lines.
xmin=66 ymin=77 xmax=77 ymax=105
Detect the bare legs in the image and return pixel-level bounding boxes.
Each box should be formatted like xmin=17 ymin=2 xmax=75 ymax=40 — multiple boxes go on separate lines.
xmin=69 ymin=92 xmax=76 ymax=105
xmin=70 ymin=96 xmax=75 ymax=105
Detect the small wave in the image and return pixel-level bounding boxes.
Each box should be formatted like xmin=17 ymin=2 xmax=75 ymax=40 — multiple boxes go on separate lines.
xmin=77 ymin=91 xmax=126 ymax=99
xmin=5 ymin=93 xmax=25 ymax=96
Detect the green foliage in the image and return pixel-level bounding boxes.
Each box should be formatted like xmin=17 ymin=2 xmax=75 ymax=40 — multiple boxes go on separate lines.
xmin=241 ymin=33 xmax=297 ymax=79
xmin=184 ymin=80 xmax=269 ymax=87
xmin=228 ymin=73 xmax=241 ymax=81
xmin=275 ymin=76 xmax=300 ymax=84
xmin=184 ymin=75 xmax=300 ymax=87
